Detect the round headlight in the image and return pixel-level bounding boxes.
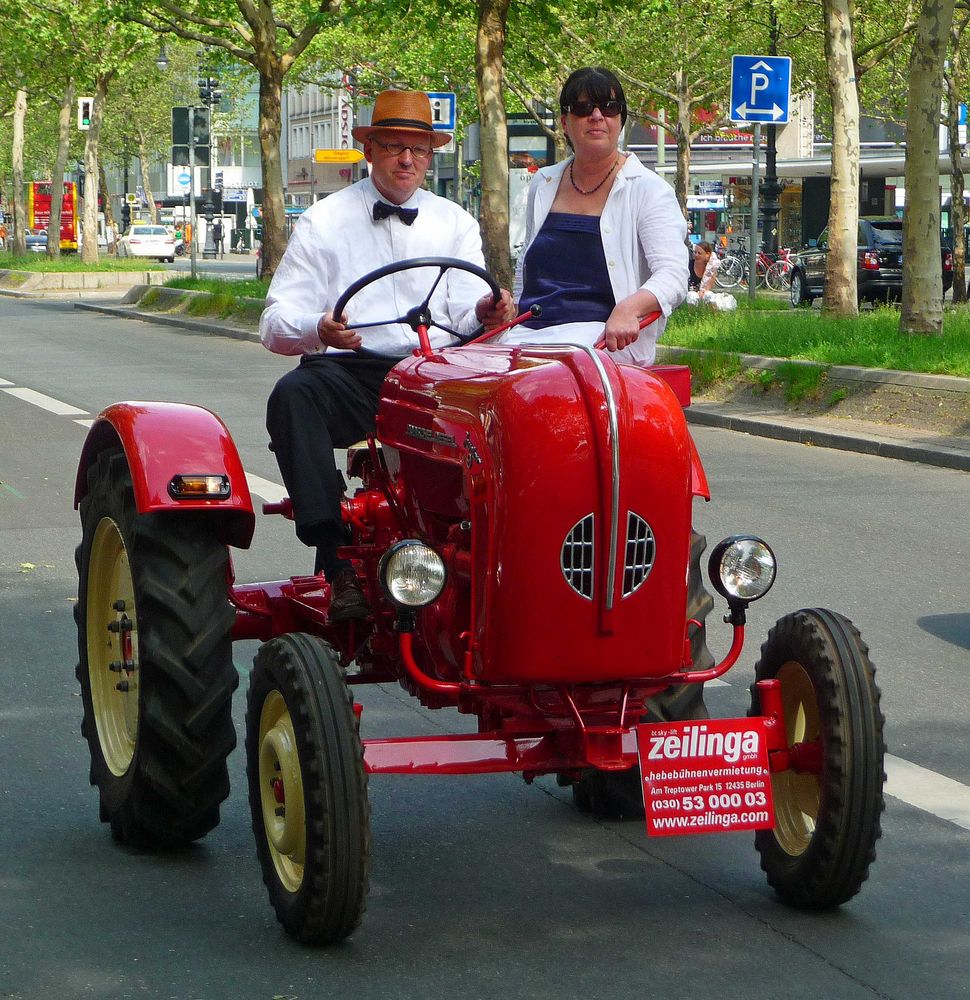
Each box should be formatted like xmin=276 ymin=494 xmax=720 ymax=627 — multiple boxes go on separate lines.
xmin=379 ymin=540 xmax=447 ymax=608
xmin=709 ymin=535 xmax=777 ymax=603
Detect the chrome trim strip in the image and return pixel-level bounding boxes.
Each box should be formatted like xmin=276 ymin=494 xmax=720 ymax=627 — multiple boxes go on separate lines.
xmin=578 ymin=346 xmax=620 ymax=611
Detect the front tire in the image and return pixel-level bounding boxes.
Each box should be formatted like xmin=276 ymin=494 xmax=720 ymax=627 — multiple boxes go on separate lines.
xmin=790 ymin=270 xmax=812 ymax=308
xmin=246 ymin=634 xmax=371 ymax=944
xmin=751 ymin=609 xmax=885 ymax=909
xmin=75 ymin=447 xmax=237 ymax=847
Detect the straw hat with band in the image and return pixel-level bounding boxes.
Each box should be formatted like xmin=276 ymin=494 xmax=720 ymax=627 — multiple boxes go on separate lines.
xmin=352 ymin=90 xmax=451 ymax=149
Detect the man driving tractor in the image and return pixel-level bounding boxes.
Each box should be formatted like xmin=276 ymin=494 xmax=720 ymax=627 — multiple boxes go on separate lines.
xmin=259 ymin=89 xmax=514 ymax=622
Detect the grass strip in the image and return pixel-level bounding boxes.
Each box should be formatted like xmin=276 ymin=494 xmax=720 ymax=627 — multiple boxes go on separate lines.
xmin=665 ymin=302 xmax=970 ymax=377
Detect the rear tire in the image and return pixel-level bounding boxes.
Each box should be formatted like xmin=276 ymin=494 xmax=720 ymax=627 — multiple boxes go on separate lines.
xmin=247 ymin=634 xmax=371 ymax=944
xmin=75 ymin=447 xmax=237 ymax=847
xmin=572 ymin=530 xmax=713 ymax=818
xmin=750 ymin=609 xmax=885 ymax=908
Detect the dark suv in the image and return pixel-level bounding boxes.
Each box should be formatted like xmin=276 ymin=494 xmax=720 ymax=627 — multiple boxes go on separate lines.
xmin=789 ymin=217 xmax=954 ymax=307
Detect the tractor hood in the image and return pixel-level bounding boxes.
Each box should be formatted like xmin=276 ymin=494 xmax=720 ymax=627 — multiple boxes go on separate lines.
xmin=377 ymin=343 xmax=695 ymax=685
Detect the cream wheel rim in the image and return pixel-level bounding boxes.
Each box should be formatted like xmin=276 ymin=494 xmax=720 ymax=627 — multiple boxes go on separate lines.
xmin=86 ymin=516 xmax=139 ymax=776
xmin=771 ymin=660 xmax=821 ymax=856
xmin=258 ymin=690 xmax=307 ymax=893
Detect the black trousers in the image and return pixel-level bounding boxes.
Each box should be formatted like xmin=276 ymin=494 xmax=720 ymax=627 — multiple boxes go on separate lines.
xmin=266 ymin=352 xmax=397 ymax=548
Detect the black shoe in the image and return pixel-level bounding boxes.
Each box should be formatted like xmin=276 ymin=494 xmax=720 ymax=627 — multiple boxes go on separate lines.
xmin=328 ymin=568 xmax=370 ymax=623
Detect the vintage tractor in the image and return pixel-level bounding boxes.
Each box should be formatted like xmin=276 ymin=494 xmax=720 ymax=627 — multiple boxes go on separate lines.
xmin=74 ymin=258 xmax=886 ymax=945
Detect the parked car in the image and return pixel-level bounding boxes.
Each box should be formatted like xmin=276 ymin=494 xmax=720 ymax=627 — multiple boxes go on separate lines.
xmin=789 ymin=216 xmax=954 ymax=307
xmin=116 ymin=224 xmax=176 ymax=263
xmin=25 ymin=229 xmax=48 ymax=253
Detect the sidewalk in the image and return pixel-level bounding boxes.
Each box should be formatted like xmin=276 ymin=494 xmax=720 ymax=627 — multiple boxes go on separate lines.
xmin=74 ymin=297 xmax=970 ymax=474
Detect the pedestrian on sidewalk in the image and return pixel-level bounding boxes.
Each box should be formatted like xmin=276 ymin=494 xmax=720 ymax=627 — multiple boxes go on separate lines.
xmin=212 ymin=220 xmax=225 ymax=258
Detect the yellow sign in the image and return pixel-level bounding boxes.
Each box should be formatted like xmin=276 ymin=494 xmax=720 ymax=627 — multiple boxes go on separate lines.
xmin=314 ymin=148 xmax=365 ymax=164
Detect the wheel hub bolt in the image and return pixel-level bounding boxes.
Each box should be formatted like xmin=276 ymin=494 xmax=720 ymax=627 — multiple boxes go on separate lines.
xmin=116 ymin=681 xmax=130 ymax=692
xmin=112 ymin=599 xmax=127 ymax=611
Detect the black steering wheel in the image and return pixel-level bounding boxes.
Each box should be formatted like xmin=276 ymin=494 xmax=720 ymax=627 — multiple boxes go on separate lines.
xmin=331 ymin=256 xmax=501 ymax=348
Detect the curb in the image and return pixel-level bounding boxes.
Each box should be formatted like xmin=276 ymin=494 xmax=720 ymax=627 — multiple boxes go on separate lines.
xmin=685 ymin=405 xmax=970 ymax=472
xmin=74 ymin=300 xmax=260 ymax=343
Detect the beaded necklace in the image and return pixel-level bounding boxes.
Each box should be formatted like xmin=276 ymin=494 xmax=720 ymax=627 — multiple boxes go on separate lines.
xmin=568 ymin=156 xmax=620 ymax=196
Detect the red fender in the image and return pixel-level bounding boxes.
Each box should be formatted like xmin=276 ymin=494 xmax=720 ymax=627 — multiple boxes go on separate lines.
xmin=74 ymin=401 xmax=255 ymax=549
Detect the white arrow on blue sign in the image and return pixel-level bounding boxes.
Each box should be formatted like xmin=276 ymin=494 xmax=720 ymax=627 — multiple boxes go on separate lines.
xmin=426 ymin=91 xmax=456 ymax=131
xmin=730 ymin=55 xmax=792 ymax=124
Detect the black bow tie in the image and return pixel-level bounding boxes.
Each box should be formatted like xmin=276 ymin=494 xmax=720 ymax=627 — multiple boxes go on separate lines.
xmin=373 ymin=200 xmax=418 ymax=225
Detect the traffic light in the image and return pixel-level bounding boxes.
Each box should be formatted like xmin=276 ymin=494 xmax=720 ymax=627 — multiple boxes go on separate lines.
xmin=190 ymin=107 xmax=210 ymax=166
xmin=77 ymin=98 xmax=93 ymax=130
xmin=121 ymin=203 xmax=131 ymax=230
xmin=198 ymin=76 xmax=222 ymax=104
xmin=191 ymin=107 xmax=210 ymax=148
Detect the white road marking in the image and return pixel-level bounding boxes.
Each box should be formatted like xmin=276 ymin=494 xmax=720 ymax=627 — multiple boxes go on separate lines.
xmin=3 ymin=387 xmax=87 ymax=416
xmin=74 ymin=418 xmax=96 ymax=429
xmin=245 ymin=472 xmax=288 ymax=504
xmin=885 ymin=754 xmax=970 ymax=832
xmin=0 ymin=378 xmax=14 ymax=387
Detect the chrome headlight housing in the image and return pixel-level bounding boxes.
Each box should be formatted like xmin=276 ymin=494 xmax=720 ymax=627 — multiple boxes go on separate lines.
xmin=709 ymin=535 xmax=777 ymax=603
xmin=379 ymin=540 xmax=447 ymax=608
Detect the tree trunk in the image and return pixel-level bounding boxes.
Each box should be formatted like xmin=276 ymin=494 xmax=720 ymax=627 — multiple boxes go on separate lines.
xmin=822 ymin=0 xmax=860 ymax=317
xmin=476 ymin=0 xmax=512 ymax=288
xmin=81 ymin=75 xmax=111 ymax=265
xmin=48 ymin=81 xmax=75 ymax=261
xmin=900 ymin=0 xmax=956 ymax=333
xmin=11 ymin=90 xmax=27 ymax=257
xmin=138 ymin=133 xmax=158 ymax=225
xmin=947 ymin=65 xmax=966 ymax=305
xmin=99 ymin=159 xmax=117 ymax=249
xmin=674 ymin=73 xmax=691 ymax=213
xmin=256 ymin=60 xmax=286 ymax=281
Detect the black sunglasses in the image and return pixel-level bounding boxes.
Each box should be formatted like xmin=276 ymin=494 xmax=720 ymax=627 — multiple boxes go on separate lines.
xmin=566 ymin=100 xmax=623 ymax=118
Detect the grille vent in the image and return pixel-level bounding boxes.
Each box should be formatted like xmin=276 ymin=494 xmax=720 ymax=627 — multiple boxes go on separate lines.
xmin=561 ymin=514 xmax=595 ymax=599
xmin=622 ymin=512 xmax=655 ymax=596
xmin=561 ymin=511 xmax=656 ymax=600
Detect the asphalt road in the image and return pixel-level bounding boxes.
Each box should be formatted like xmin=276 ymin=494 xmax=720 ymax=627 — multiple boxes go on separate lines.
xmin=1 ymin=296 xmax=968 ymax=1000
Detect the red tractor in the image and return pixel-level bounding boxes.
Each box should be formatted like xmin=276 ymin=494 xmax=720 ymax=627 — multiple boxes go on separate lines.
xmin=74 ymin=259 xmax=886 ymax=945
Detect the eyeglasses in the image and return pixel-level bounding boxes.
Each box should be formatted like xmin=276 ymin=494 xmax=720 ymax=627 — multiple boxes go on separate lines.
xmin=371 ymin=138 xmax=434 ymax=159
xmin=566 ymin=100 xmax=623 ymax=118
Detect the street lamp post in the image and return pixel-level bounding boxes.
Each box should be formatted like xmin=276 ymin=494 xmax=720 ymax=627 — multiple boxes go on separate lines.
xmin=198 ymin=49 xmax=221 ymax=260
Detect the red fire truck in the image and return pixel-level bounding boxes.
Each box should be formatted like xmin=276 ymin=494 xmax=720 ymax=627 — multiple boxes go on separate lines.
xmin=27 ymin=181 xmax=79 ymax=251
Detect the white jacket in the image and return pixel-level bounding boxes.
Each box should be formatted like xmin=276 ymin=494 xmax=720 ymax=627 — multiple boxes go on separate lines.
xmin=508 ymin=154 xmax=688 ymax=366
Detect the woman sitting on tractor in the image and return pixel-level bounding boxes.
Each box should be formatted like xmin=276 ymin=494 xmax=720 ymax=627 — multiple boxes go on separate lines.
xmin=501 ymin=67 xmax=687 ymax=365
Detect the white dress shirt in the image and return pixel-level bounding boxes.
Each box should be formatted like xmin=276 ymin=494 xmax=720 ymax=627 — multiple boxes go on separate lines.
xmin=507 ymin=154 xmax=688 ymax=366
xmin=260 ymin=176 xmax=493 ymax=356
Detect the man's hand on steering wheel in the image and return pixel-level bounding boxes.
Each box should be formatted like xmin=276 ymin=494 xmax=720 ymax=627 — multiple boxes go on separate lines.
xmin=317 ymin=310 xmax=362 ymax=351
xmin=475 ymin=289 xmax=515 ymax=330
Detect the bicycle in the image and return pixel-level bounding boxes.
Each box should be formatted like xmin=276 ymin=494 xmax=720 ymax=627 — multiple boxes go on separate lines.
xmin=764 ymin=248 xmax=797 ymax=291
xmin=715 ymin=238 xmax=771 ymax=289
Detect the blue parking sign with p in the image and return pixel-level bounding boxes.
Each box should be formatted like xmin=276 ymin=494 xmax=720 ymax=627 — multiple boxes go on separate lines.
xmin=730 ymin=55 xmax=792 ymax=125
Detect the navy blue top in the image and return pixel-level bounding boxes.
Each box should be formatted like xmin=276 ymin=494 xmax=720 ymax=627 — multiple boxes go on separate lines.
xmin=519 ymin=213 xmax=615 ymax=329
